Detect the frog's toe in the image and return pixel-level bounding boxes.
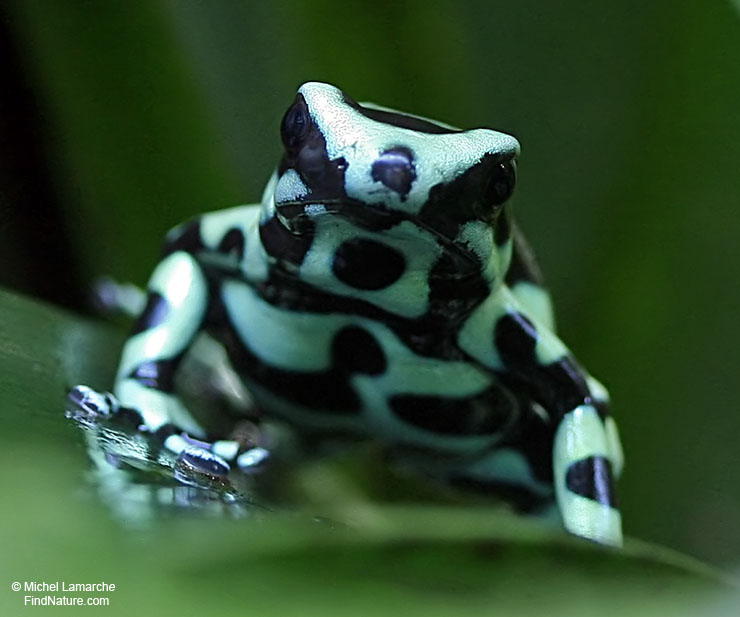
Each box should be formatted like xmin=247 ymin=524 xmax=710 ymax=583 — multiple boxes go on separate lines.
xmin=67 ymin=385 xmax=118 ymax=417
xmin=236 ymin=447 xmax=270 ymax=472
xmin=176 ymin=445 xmax=231 ymax=478
xmin=91 ymin=276 xmax=146 ymax=317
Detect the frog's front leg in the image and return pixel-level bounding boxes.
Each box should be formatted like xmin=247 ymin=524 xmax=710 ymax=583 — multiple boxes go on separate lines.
xmin=114 ymin=250 xmax=210 ymax=441
xmin=460 ymin=288 xmax=623 ymax=546
xmin=113 ymin=206 xmax=265 ymax=472
xmin=497 ymin=305 xmax=622 ymax=545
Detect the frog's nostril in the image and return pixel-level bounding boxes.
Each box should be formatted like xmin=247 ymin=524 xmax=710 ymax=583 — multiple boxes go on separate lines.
xmin=371 ymin=147 xmax=417 ymax=199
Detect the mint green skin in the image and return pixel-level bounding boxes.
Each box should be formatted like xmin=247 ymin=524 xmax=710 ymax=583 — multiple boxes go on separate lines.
xmin=107 ymin=82 xmax=624 ymax=546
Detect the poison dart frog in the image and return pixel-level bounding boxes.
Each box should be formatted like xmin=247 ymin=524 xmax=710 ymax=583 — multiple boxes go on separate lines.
xmin=70 ymin=82 xmax=624 ymax=545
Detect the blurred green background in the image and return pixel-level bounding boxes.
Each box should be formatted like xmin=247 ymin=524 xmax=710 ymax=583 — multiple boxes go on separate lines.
xmin=0 ymin=0 xmax=738 ymax=590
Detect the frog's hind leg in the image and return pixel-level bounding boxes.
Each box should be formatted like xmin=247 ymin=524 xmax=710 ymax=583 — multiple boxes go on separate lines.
xmin=443 ymin=406 xmax=557 ymax=516
xmin=441 ymin=398 xmax=622 ymax=546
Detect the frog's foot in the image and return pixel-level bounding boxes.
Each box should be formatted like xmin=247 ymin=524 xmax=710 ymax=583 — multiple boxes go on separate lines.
xmin=167 ymin=432 xmax=271 ymax=477
xmin=67 ymin=386 xmax=271 ymax=477
xmin=68 ymin=385 xmax=118 ymax=417
xmin=67 ymin=384 xmax=144 ymax=428
xmin=176 ymin=443 xmax=231 ymax=479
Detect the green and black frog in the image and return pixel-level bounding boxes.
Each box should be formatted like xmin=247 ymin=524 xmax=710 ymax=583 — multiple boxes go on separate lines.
xmin=71 ymin=82 xmax=624 ymax=545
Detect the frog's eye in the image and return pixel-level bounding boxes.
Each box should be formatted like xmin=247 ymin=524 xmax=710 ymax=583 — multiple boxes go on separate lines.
xmin=281 ymin=95 xmax=312 ymax=152
xmin=483 ymin=160 xmax=517 ymax=207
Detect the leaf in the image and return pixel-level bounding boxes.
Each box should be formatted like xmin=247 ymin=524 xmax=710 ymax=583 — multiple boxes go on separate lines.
xmin=6 ymin=1 xmax=243 ymax=286
xmin=0 ymin=289 xmax=734 ymax=617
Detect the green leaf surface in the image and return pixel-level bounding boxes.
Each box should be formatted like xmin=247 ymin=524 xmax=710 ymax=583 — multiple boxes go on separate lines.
xmin=6 ymin=0 xmax=243 ymax=286
xmin=0 ymin=289 xmax=735 ymax=616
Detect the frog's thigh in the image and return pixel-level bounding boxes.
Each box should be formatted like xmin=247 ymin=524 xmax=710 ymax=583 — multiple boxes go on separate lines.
xmin=553 ymin=405 xmax=622 ymax=546
xmin=114 ymin=251 xmax=209 ymax=437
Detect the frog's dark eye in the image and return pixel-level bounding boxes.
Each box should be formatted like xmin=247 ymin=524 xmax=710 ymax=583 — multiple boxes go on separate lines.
xmin=281 ymin=95 xmax=312 ymax=153
xmin=483 ymin=160 xmax=517 ymax=207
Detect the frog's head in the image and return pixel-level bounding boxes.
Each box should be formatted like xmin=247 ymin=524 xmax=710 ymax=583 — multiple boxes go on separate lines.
xmin=264 ymin=82 xmax=520 ymax=283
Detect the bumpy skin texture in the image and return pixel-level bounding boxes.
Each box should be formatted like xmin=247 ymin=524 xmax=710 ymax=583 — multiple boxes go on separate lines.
xmin=113 ymin=82 xmax=624 ymax=545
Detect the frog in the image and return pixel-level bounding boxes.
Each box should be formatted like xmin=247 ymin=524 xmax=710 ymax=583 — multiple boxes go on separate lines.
xmin=70 ymin=81 xmax=624 ymax=546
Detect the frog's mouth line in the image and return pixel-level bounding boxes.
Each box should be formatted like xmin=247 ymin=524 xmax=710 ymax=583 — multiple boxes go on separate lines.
xmin=276 ymin=198 xmax=482 ymax=276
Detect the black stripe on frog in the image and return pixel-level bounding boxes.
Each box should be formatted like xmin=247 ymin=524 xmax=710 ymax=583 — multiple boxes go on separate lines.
xmin=131 ymin=292 xmax=170 ymax=335
xmin=420 ymin=153 xmax=515 ymax=245
xmin=279 ymin=94 xmax=348 ymax=204
xmin=389 ymin=383 xmax=518 ymax=437
xmin=218 ymin=228 xmax=246 ymax=261
xmin=218 ymin=321 xmax=386 ymax=413
xmin=259 ymin=214 xmax=315 ymax=266
xmin=127 ymin=357 xmax=180 ymax=392
xmin=250 ymin=261 xmax=487 ymax=361
xmin=161 ymin=220 xmax=206 ymax=257
xmin=565 ymin=456 xmax=618 ymax=508
xmin=341 ymin=92 xmax=460 ymax=135
xmin=493 ymin=313 xmax=605 ymax=421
